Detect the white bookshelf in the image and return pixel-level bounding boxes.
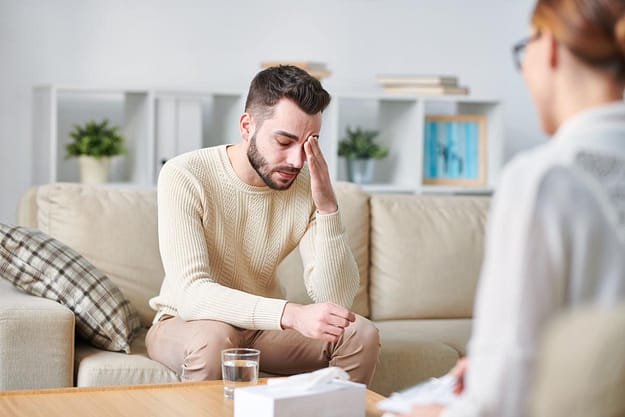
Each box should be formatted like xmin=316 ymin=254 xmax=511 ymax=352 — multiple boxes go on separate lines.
xmin=322 ymin=93 xmax=502 ymax=194
xmin=32 ymin=85 xmax=502 ymax=194
xmin=33 ymin=86 xmax=154 ymax=186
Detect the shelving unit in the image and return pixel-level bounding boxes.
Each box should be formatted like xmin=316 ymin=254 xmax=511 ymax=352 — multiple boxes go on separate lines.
xmin=33 ymin=85 xmax=503 ymax=194
xmin=321 ymin=93 xmax=502 ymax=194
xmin=33 ymin=86 xmax=154 ymax=186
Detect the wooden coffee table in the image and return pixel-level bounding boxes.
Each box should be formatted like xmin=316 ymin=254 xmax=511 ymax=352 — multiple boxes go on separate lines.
xmin=0 ymin=379 xmax=386 ymax=417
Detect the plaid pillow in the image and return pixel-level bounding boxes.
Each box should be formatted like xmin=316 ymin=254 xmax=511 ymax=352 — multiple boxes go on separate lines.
xmin=0 ymin=223 xmax=141 ymax=353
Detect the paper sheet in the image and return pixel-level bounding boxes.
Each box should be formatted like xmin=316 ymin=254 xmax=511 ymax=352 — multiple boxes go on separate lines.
xmin=377 ymin=373 xmax=459 ymax=415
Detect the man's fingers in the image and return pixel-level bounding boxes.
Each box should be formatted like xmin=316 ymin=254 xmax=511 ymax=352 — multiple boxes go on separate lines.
xmin=336 ymin=311 xmax=356 ymax=323
xmin=309 ymin=137 xmax=328 ymax=167
xmin=308 ymin=136 xmax=321 ymax=157
xmin=304 ymin=138 xmax=312 ymax=157
xmin=322 ymin=324 xmax=345 ymax=337
xmin=305 ymin=137 xmax=326 ymax=164
xmin=304 ymin=140 xmax=319 ymax=171
xmin=327 ymin=315 xmax=351 ymax=329
xmin=328 ymin=305 xmax=356 ymax=322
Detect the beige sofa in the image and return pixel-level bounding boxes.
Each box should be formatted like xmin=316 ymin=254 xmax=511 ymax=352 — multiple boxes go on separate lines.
xmin=0 ymin=182 xmax=490 ymax=396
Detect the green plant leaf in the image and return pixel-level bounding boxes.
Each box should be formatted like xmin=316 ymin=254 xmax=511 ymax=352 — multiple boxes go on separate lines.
xmin=337 ymin=126 xmax=388 ymax=159
xmin=65 ymin=118 xmax=127 ymax=159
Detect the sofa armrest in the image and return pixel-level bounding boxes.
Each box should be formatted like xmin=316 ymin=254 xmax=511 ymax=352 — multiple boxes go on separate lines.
xmin=0 ymin=279 xmax=75 ymax=390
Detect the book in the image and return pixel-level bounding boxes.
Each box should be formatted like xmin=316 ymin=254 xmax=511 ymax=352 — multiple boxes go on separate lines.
xmin=383 ymin=85 xmax=469 ymax=96
xmin=377 ymin=74 xmax=459 ymax=86
xmin=260 ymin=61 xmax=331 ymax=79
xmin=305 ymin=69 xmax=332 ymax=80
xmin=261 ymin=61 xmax=328 ymax=71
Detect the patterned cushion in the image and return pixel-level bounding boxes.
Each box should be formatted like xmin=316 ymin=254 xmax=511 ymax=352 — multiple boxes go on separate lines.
xmin=0 ymin=223 xmax=141 ymax=353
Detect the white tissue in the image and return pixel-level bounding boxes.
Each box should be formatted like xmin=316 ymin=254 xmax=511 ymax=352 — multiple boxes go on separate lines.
xmin=266 ymin=366 xmax=350 ymax=393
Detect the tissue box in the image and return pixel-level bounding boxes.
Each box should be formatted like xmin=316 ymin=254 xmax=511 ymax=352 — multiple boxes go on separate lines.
xmin=234 ymin=379 xmax=366 ymax=417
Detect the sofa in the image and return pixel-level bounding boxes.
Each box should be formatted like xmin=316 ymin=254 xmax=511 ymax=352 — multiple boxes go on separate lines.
xmin=0 ymin=181 xmax=490 ymax=396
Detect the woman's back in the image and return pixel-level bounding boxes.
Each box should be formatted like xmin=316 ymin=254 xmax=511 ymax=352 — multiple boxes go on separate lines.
xmin=402 ymin=1 xmax=625 ymax=417
xmin=492 ymin=101 xmax=625 ymax=307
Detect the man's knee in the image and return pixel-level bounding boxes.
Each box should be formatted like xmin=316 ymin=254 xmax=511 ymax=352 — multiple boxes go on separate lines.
xmin=348 ymin=315 xmax=380 ymax=354
xmin=334 ymin=315 xmax=380 ymax=385
xmin=181 ymin=320 xmax=241 ymax=381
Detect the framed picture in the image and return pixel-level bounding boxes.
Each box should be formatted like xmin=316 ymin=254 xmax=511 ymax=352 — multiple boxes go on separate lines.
xmin=422 ymin=114 xmax=487 ymax=186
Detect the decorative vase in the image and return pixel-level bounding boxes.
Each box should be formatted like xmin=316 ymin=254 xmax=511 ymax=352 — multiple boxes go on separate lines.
xmin=79 ymin=156 xmax=111 ymax=184
xmin=346 ymin=158 xmax=374 ymax=184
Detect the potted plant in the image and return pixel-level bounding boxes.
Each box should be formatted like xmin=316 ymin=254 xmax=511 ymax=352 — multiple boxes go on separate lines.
xmin=338 ymin=126 xmax=388 ymax=184
xmin=65 ymin=119 xmax=126 ymax=184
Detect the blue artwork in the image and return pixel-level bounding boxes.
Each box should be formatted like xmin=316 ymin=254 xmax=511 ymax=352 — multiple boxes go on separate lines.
xmin=424 ymin=118 xmax=481 ymax=181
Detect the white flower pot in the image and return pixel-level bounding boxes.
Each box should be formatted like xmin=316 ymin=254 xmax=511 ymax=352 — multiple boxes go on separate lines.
xmin=346 ymin=158 xmax=374 ymax=184
xmin=79 ymin=156 xmax=111 ymax=184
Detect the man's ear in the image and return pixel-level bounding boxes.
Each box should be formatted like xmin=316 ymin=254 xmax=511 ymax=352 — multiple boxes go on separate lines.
xmin=239 ymin=113 xmax=253 ymax=141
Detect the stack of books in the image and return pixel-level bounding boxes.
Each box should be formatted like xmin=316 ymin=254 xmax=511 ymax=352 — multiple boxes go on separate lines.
xmin=377 ymin=74 xmax=469 ymax=96
xmin=260 ymin=61 xmax=331 ymax=80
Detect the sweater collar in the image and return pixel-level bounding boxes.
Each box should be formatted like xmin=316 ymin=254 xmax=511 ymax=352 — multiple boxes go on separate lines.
xmin=552 ymin=101 xmax=625 ymax=150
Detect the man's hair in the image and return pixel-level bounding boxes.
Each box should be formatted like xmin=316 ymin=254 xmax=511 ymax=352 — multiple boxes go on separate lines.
xmin=244 ymin=65 xmax=331 ymax=121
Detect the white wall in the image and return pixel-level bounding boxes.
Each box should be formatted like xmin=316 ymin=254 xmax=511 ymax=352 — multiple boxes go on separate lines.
xmin=0 ymin=0 xmax=542 ymax=223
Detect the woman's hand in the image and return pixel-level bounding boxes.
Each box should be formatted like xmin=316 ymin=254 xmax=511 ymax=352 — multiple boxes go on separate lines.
xmin=398 ymin=404 xmax=444 ymax=417
xmin=451 ymin=358 xmax=468 ymax=395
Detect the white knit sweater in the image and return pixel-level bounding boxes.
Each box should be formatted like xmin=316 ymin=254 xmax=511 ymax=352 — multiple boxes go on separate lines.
xmin=148 ymin=145 xmax=359 ymax=330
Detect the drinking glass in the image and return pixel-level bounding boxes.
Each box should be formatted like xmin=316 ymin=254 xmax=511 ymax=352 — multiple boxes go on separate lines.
xmin=221 ymin=348 xmax=260 ymax=399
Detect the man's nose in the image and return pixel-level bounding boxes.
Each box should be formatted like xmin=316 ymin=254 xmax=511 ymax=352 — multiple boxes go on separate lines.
xmin=287 ymin=146 xmax=305 ymax=169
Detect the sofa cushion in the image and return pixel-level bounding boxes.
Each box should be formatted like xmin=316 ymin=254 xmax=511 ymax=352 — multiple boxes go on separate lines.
xmin=369 ymin=195 xmax=489 ymax=320
xmin=276 ymin=181 xmax=370 ymax=317
xmin=16 ymin=186 xmax=38 ymax=229
xmin=0 ymin=278 xmax=75 ymax=389
xmin=36 ymin=183 xmax=163 ymax=327
xmin=0 ymin=223 xmax=141 ymax=353
xmin=75 ymin=328 xmax=179 ymax=386
xmin=371 ymin=319 xmax=472 ymax=396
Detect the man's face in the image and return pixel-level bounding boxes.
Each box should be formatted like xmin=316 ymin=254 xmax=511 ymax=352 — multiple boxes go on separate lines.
xmin=246 ymin=99 xmax=322 ymax=190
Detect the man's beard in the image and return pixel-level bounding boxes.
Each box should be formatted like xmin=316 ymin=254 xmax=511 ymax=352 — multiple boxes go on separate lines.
xmin=247 ymin=133 xmax=300 ymax=190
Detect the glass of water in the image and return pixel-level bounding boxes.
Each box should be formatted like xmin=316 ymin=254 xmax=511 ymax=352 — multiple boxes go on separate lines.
xmin=221 ymin=348 xmax=260 ymax=399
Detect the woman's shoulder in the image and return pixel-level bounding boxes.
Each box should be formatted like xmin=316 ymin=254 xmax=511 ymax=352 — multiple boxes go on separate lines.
xmin=493 ymin=142 xmax=601 ymax=221
xmin=498 ymin=142 xmax=569 ymax=193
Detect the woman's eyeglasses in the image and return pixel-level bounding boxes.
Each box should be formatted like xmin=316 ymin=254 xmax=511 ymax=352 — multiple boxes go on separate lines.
xmin=512 ymin=32 xmax=541 ymax=71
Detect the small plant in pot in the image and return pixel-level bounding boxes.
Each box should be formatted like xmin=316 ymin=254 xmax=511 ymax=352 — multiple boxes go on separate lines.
xmin=65 ymin=119 xmax=126 ymax=184
xmin=338 ymin=126 xmax=388 ymax=184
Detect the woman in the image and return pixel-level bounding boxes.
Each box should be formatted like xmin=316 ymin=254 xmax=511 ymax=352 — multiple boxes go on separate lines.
xmin=401 ymin=1 xmax=625 ymax=416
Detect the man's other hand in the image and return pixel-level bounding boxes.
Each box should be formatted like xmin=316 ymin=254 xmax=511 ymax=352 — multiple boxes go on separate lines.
xmin=304 ymin=136 xmax=338 ymax=214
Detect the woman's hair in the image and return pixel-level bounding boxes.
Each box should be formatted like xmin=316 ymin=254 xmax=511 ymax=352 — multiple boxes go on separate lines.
xmin=244 ymin=65 xmax=331 ymax=122
xmin=531 ymin=0 xmax=625 ymax=79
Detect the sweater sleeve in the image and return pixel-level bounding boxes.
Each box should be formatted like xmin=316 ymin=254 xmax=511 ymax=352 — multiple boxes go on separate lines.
xmin=297 ymin=209 xmax=360 ymax=309
xmin=155 ymin=162 xmax=287 ymax=330
xmin=442 ymin=162 xmax=570 ymax=417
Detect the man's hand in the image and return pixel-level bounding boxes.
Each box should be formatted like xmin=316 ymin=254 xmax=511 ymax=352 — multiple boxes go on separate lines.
xmin=280 ymin=302 xmax=356 ymax=343
xmin=304 ymin=136 xmax=338 ymax=214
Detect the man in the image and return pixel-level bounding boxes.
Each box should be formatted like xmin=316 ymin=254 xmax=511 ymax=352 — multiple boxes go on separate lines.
xmin=146 ymin=65 xmax=380 ymax=385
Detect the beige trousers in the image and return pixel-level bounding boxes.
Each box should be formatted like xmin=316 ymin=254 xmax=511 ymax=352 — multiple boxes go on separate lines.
xmin=145 ymin=314 xmax=380 ymax=385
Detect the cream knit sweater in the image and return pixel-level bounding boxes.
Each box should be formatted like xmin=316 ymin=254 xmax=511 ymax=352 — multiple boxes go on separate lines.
xmin=148 ymin=145 xmax=359 ymax=330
